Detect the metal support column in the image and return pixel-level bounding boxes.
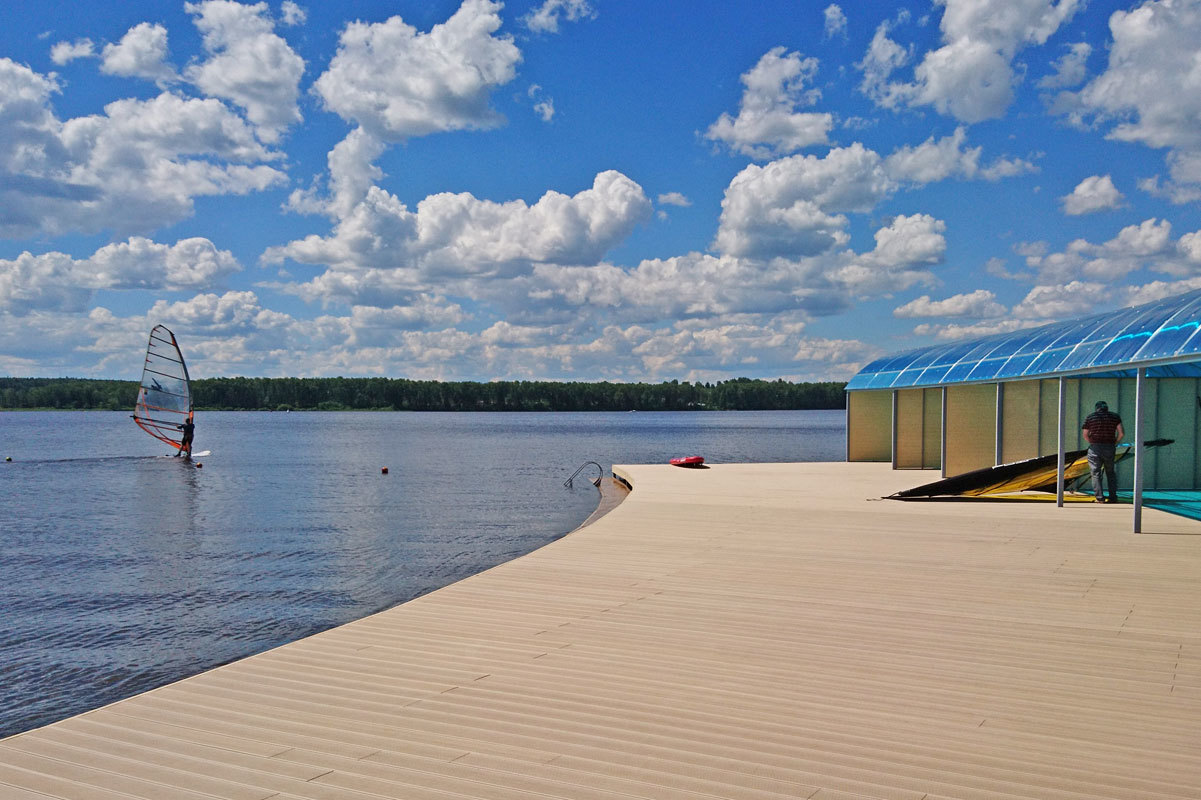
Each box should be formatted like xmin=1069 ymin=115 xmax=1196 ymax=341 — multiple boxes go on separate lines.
xmin=940 ymin=386 xmax=948 ymax=478
xmin=995 ymin=382 xmax=1004 ymax=465
xmin=890 ymin=390 xmax=898 ymax=469
xmin=844 ymin=392 xmax=850 ymax=462
xmin=1134 ymin=367 xmax=1146 ymax=533
xmin=1056 ymin=376 xmax=1066 ymax=508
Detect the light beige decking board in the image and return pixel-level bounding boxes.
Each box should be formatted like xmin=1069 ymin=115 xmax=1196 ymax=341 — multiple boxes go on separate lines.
xmin=3 ymin=461 xmax=1201 ymax=799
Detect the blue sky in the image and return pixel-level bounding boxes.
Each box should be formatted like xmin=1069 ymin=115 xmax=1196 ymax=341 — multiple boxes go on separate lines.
xmin=3 ymin=0 xmax=1200 ymax=381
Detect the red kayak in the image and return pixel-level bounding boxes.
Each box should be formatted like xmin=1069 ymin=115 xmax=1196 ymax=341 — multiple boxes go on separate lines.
xmin=669 ymin=456 xmax=705 ymax=467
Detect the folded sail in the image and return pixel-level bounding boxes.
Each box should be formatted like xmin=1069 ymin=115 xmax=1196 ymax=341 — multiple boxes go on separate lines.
xmin=890 ymin=439 xmax=1174 ymax=499
xmin=132 ymin=325 xmax=192 ymax=451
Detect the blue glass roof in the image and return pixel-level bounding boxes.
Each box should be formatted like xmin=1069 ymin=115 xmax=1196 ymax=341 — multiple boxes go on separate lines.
xmin=847 ymin=287 xmax=1201 ymax=391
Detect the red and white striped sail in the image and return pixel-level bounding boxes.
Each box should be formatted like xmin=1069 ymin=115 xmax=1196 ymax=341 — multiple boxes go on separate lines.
xmin=132 ymin=325 xmax=193 ymax=451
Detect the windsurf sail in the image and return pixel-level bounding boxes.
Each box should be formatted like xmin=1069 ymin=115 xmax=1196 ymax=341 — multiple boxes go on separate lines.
xmin=132 ymin=325 xmax=193 ymax=452
xmin=891 ymin=439 xmax=1174 ymax=499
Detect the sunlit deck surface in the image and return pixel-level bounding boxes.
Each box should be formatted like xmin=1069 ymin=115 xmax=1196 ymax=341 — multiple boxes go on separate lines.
xmin=4 ymin=461 xmax=1201 ymax=799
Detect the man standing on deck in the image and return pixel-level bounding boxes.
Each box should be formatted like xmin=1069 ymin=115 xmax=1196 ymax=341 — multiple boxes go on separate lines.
xmin=1082 ymin=400 xmax=1124 ymax=503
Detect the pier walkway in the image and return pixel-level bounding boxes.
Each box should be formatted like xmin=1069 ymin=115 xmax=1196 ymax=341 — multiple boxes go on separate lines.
xmin=3 ymin=462 xmax=1201 ymax=799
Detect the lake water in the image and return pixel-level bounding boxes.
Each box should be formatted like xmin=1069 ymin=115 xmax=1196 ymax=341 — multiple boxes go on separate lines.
xmin=0 ymin=409 xmax=845 ymax=738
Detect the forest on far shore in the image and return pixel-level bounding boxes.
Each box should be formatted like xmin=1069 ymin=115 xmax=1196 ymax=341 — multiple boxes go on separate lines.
xmin=1 ymin=376 xmax=846 ymax=412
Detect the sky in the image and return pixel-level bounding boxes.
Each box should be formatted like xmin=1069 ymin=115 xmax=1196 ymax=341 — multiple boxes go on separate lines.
xmin=2 ymin=0 xmax=1201 ymax=383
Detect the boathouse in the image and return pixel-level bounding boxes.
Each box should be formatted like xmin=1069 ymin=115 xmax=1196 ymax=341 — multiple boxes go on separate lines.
xmin=845 ymin=286 xmax=1201 ymax=531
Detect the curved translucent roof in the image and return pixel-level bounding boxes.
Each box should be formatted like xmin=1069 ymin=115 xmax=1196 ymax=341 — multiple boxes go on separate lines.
xmin=848 ymin=287 xmax=1201 ymax=391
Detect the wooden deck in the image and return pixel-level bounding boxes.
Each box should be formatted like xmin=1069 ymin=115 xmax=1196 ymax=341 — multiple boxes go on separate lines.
xmin=4 ymin=461 xmax=1201 ymax=799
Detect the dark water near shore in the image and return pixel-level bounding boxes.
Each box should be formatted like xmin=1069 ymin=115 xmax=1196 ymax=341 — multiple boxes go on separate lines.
xmin=0 ymin=409 xmax=844 ymax=738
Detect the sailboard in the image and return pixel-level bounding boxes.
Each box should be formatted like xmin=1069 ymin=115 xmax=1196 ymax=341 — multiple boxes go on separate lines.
xmin=131 ymin=325 xmax=193 ymax=454
xmin=890 ymin=439 xmax=1173 ymax=499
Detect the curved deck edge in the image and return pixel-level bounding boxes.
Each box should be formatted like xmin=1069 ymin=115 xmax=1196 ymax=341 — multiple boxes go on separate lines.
xmin=572 ymin=471 xmax=632 ymax=531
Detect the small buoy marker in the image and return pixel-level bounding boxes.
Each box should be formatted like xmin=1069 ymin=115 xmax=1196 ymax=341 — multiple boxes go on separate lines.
xmin=381 ymin=466 xmax=389 ymax=474
xmin=4 ymin=456 xmax=11 ymax=462
xmin=195 ymin=462 xmax=203 ymax=469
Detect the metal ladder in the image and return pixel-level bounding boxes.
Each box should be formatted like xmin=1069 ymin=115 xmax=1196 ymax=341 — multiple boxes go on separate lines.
xmin=564 ymin=461 xmax=605 ymax=488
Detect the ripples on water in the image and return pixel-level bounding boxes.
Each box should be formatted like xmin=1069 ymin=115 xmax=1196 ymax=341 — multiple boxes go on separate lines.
xmin=0 ymin=409 xmax=844 ymax=737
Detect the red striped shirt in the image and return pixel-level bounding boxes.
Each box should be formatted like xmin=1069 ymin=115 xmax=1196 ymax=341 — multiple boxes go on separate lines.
xmin=1082 ymin=409 xmax=1121 ymax=444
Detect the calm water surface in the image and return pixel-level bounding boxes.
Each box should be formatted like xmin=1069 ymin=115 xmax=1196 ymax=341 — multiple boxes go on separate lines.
xmin=0 ymin=409 xmax=844 ymax=737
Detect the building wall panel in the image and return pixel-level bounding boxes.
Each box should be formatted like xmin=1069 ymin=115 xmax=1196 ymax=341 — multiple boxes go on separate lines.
xmin=944 ymin=384 xmax=996 ymax=477
xmin=895 ymin=388 xmax=926 ymax=469
xmin=1038 ymin=379 xmax=1060 ymax=456
xmin=847 ymin=390 xmax=892 ymax=462
xmin=922 ymin=388 xmax=942 ymax=469
xmin=1001 ymin=380 xmax=1040 ymax=463
xmin=1155 ymin=378 xmax=1196 ymax=489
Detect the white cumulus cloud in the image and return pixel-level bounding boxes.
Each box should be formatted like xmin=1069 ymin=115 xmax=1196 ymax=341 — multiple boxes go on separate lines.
xmin=184 ymin=0 xmax=305 ymax=142
xmin=894 ymin=289 xmax=1006 ymax=318
xmin=714 ymin=143 xmax=895 ymax=259
xmin=657 ymin=192 xmax=691 ymax=207
xmin=1038 ymin=41 xmax=1091 ymax=89
xmin=101 ymin=23 xmax=176 ymax=85
xmin=862 ymin=0 xmax=1083 ymax=123
xmin=88 ymin=237 xmax=241 ymax=290
xmin=1061 ymin=174 xmax=1125 ymax=215
xmin=266 ymin=170 xmax=654 ymax=298
xmin=0 ymin=59 xmax=287 ymax=238
xmin=146 ymin=290 xmax=289 ymax=335
xmin=705 ymin=47 xmax=833 ymax=160
xmin=313 ymin=0 xmax=520 ymax=141
xmin=914 ymin=318 xmax=1037 ymax=340
xmin=286 ymin=127 xmax=387 ymax=220
xmin=884 ymin=126 xmax=1036 ymax=184
xmin=528 ymin=84 xmax=555 ymax=122
xmin=857 ymin=15 xmax=912 ymax=110
xmin=823 ymin=5 xmax=848 ymax=39
xmin=280 ymin=1 xmax=306 ymax=26
xmin=0 ymin=252 xmax=92 ymax=315
xmin=1010 ymin=280 xmax=1113 ymax=319
xmin=0 ymin=237 xmax=239 ymax=315
xmin=523 ymin=0 xmax=597 ymax=33
xmin=1062 ymin=0 xmax=1201 ymax=202
xmin=832 ymin=213 xmax=947 ymax=293
xmin=51 ymin=39 xmax=95 ymax=65
xmin=1020 ymin=218 xmax=1201 ymax=284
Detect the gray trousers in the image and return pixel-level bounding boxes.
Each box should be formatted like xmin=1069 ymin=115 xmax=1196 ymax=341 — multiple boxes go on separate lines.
xmin=1087 ymin=444 xmax=1118 ymax=500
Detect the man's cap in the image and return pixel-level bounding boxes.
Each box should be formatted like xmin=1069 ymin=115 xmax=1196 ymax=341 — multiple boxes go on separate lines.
xmin=1095 ymin=400 xmax=1108 ymax=410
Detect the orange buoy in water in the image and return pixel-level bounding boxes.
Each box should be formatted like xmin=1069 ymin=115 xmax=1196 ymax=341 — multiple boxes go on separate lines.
xmin=381 ymin=467 xmax=389 ymax=474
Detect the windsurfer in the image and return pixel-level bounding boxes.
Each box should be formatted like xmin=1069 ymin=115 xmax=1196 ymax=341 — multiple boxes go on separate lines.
xmin=1082 ymin=400 xmax=1124 ymax=503
xmin=177 ymin=417 xmax=195 ymax=458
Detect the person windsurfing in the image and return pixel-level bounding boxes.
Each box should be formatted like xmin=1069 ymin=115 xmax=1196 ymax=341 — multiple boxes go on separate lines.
xmin=176 ymin=415 xmax=195 ymax=458
xmin=133 ymin=325 xmax=194 ymax=455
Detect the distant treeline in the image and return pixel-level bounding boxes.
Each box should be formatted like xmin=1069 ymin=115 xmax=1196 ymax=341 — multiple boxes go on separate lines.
xmin=0 ymin=376 xmax=847 ymax=412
